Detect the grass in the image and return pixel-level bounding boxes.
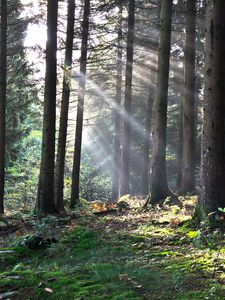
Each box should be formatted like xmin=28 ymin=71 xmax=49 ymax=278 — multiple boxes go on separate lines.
xmin=1 ymin=197 xmax=225 ymax=299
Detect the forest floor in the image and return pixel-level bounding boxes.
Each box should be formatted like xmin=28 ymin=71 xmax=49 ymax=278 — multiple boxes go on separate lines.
xmin=1 ymin=196 xmax=225 ymax=299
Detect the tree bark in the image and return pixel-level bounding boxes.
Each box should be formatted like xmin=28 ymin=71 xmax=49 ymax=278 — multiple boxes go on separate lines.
xmin=0 ymin=0 xmax=7 ymax=214
xmin=120 ymin=0 xmax=135 ymax=196
xmin=141 ymin=87 xmax=154 ymax=196
xmin=37 ymin=0 xmax=58 ymax=214
xmin=111 ymin=1 xmax=123 ymax=202
xmin=200 ymin=0 xmax=225 ymax=215
xmin=179 ymin=0 xmax=196 ymax=194
xmin=55 ymin=0 xmax=75 ymax=211
xmin=70 ymin=0 xmax=90 ymax=208
xmin=150 ymin=0 xmax=173 ymax=204
xmin=176 ymin=100 xmax=183 ymax=189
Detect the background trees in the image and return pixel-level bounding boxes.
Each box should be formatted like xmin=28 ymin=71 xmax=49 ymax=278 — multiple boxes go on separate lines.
xmin=1 ymin=0 xmax=223 ymax=221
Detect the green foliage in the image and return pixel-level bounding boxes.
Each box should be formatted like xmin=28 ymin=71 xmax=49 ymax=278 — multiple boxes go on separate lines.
xmin=80 ymin=151 xmax=112 ymax=201
xmin=5 ymin=130 xmax=42 ymax=212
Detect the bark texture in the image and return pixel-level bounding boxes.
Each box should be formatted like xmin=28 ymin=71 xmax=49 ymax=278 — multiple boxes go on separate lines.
xmin=55 ymin=0 xmax=75 ymax=211
xmin=37 ymin=0 xmax=58 ymax=214
xmin=200 ymin=0 xmax=225 ymax=214
xmin=180 ymin=0 xmax=196 ymax=194
xmin=150 ymin=0 xmax=173 ymax=204
xmin=141 ymin=87 xmax=153 ymax=195
xmin=0 ymin=0 xmax=7 ymax=214
xmin=120 ymin=0 xmax=135 ymax=196
xmin=70 ymin=0 xmax=90 ymax=207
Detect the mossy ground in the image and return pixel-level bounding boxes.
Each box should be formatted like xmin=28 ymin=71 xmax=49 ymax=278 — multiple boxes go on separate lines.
xmin=1 ymin=196 xmax=225 ymax=299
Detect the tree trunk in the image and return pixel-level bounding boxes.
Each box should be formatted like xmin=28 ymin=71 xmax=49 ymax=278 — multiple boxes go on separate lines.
xmin=141 ymin=87 xmax=154 ymax=196
xmin=179 ymin=0 xmax=196 ymax=194
xmin=70 ymin=0 xmax=90 ymax=208
xmin=55 ymin=0 xmax=75 ymax=211
xmin=200 ymin=0 xmax=225 ymax=215
xmin=176 ymin=100 xmax=183 ymax=189
xmin=111 ymin=1 xmax=123 ymax=202
xmin=150 ymin=0 xmax=173 ymax=204
xmin=37 ymin=0 xmax=58 ymax=214
xmin=0 ymin=0 xmax=7 ymax=214
xmin=120 ymin=0 xmax=135 ymax=196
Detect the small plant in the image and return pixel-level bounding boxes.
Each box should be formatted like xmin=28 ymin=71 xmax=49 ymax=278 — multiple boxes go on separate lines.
xmin=218 ymin=207 xmax=225 ymax=219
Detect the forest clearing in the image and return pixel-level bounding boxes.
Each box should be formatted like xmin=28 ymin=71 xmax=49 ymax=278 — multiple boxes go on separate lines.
xmin=1 ymin=196 xmax=225 ymax=299
xmin=1 ymin=0 xmax=225 ymax=299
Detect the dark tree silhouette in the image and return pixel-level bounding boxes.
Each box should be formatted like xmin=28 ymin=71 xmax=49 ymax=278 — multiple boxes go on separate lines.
xmin=180 ymin=0 xmax=196 ymax=194
xmin=55 ymin=0 xmax=75 ymax=211
xmin=150 ymin=0 xmax=173 ymax=204
xmin=0 ymin=0 xmax=7 ymax=214
xmin=200 ymin=0 xmax=225 ymax=215
xmin=120 ymin=0 xmax=135 ymax=196
xmin=70 ymin=0 xmax=90 ymax=208
xmin=37 ymin=0 xmax=58 ymax=214
xmin=111 ymin=1 xmax=123 ymax=202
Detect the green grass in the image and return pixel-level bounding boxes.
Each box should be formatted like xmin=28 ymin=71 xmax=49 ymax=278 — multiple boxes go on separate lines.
xmin=1 ymin=215 xmax=225 ymax=299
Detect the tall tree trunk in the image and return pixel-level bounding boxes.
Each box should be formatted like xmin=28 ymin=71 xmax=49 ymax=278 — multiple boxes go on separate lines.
xmin=141 ymin=87 xmax=154 ymax=195
xmin=55 ymin=0 xmax=75 ymax=211
xmin=111 ymin=1 xmax=123 ymax=202
xmin=180 ymin=0 xmax=196 ymax=194
xmin=70 ymin=0 xmax=90 ymax=208
xmin=150 ymin=0 xmax=173 ymax=204
xmin=120 ymin=0 xmax=135 ymax=196
xmin=0 ymin=0 xmax=7 ymax=214
xmin=200 ymin=0 xmax=225 ymax=215
xmin=37 ymin=0 xmax=58 ymax=214
xmin=176 ymin=101 xmax=183 ymax=189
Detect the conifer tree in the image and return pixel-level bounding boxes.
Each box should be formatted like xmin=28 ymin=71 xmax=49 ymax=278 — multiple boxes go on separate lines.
xmin=70 ymin=0 xmax=90 ymax=207
xmin=200 ymin=0 xmax=225 ymax=215
xmin=55 ymin=0 xmax=75 ymax=211
xmin=150 ymin=0 xmax=173 ymax=204
xmin=0 ymin=0 xmax=7 ymax=213
xmin=120 ymin=0 xmax=135 ymax=196
xmin=37 ymin=0 xmax=58 ymax=214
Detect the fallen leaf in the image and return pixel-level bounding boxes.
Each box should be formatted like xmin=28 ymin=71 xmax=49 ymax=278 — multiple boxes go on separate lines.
xmin=44 ymin=288 xmax=53 ymax=293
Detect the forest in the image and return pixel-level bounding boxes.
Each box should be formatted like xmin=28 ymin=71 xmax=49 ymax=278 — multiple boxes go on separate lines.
xmin=1 ymin=0 xmax=225 ymax=299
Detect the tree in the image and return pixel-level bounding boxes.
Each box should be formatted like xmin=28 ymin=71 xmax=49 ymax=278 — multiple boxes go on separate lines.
xmin=150 ymin=0 xmax=173 ymax=204
xmin=111 ymin=1 xmax=123 ymax=202
xmin=37 ymin=0 xmax=58 ymax=214
xmin=70 ymin=0 xmax=90 ymax=208
xmin=55 ymin=0 xmax=75 ymax=211
xmin=0 ymin=0 xmax=7 ymax=214
xmin=120 ymin=0 xmax=135 ymax=196
xmin=179 ymin=0 xmax=196 ymax=194
xmin=141 ymin=87 xmax=154 ymax=195
xmin=200 ymin=0 xmax=225 ymax=215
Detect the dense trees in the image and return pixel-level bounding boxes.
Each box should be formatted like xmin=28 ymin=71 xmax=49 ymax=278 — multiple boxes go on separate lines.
xmin=1 ymin=0 xmax=225 ymax=224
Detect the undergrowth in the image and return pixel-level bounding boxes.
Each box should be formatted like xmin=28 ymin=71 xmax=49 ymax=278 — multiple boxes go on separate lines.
xmin=1 ymin=196 xmax=225 ymax=299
